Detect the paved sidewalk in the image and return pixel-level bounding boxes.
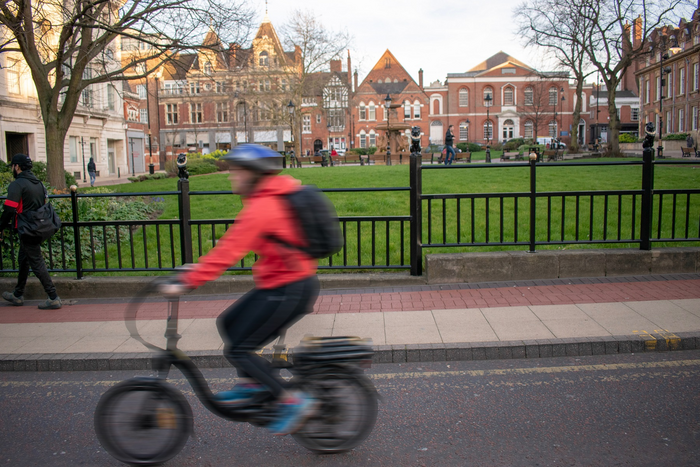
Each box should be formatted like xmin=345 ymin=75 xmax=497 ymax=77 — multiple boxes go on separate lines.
xmin=1 ymin=274 xmax=700 ymax=371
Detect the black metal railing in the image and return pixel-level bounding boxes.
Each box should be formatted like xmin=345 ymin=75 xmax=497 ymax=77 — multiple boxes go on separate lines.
xmin=0 ymin=153 xmax=698 ymax=279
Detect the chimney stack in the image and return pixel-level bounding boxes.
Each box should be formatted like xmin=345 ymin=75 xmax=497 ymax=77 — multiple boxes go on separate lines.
xmin=418 ymin=68 xmax=424 ymax=89
xmin=330 ymin=59 xmax=342 ymax=73
xmin=347 ymin=50 xmax=352 ymax=86
xmin=354 ymin=69 xmax=358 ymax=91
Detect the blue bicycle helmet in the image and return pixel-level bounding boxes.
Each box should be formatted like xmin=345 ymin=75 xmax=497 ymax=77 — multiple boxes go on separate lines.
xmin=222 ymin=144 xmax=283 ymax=174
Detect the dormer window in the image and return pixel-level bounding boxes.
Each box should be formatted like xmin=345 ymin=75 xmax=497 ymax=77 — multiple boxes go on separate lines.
xmin=204 ymin=61 xmax=212 ymax=74
xmin=259 ymin=51 xmax=269 ymax=67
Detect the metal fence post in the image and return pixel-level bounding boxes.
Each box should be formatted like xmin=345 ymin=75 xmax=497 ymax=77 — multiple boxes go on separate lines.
xmin=529 ymin=154 xmax=537 ymax=253
xmin=70 ymin=185 xmax=83 ymax=279
xmin=178 ymin=178 xmax=194 ymax=264
xmin=639 ymin=145 xmax=654 ymax=250
xmin=410 ymin=153 xmax=423 ymax=275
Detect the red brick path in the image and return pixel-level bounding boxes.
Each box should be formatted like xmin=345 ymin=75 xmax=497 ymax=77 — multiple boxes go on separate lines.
xmin=1 ymin=278 xmax=699 ymax=325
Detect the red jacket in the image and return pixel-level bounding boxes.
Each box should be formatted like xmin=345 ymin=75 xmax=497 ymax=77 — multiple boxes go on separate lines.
xmin=181 ymin=175 xmax=317 ymax=290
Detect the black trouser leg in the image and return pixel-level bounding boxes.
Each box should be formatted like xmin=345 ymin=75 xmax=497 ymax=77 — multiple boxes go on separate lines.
xmin=14 ymin=237 xmax=57 ymax=299
xmin=216 ymin=276 xmax=320 ymax=398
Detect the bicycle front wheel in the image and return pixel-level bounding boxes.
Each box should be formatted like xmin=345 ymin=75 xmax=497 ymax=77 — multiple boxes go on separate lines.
xmin=94 ymin=379 xmax=193 ymax=466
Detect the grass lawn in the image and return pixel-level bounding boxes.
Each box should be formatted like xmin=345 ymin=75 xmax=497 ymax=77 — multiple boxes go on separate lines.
xmin=75 ymin=157 xmax=700 ymax=275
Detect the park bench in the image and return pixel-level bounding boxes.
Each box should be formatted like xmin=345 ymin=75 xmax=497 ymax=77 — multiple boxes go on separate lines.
xmin=422 ymin=153 xmax=436 ymax=164
xmin=311 ymin=156 xmax=329 ymax=166
xmin=500 ymin=151 xmax=518 ymax=162
xmin=681 ymin=147 xmax=698 ymax=158
xmin=544 ymin=150 xmax=560 ymax=161
xmin=453 ymin=152 xmax=471 ymax=163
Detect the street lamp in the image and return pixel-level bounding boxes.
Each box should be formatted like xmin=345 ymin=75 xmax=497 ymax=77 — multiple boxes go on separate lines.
xmin=287 ymin=99 xmax=295 ymax=150
xmin=657 ymin=35 xmax=682 ymax=158
xmin=596 ymin=77 xmax=601 ymax=149
xmin=384 ymin=93 xmax=392 ymax=163
xmin=484 ymin=93 xmax=492 ymax=145
xmin=80 ymin=136 xmax=87 ymax=183
xmin=560 ymin=88 xmax=565 ymax=151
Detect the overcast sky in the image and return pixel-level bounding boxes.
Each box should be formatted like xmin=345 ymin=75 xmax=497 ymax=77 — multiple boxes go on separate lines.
xmin=263 ymin=0 xmax=552 ymax=85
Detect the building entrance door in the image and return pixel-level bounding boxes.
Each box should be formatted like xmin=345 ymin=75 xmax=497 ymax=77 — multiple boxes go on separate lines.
xmin=5 ymin=132 xmax=29 ymax=161
xmin=108 ymin=140 xmax=116 ymax=175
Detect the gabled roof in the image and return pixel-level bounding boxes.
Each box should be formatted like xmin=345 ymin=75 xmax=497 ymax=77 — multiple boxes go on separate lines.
xmin=468 ymin=51 xmax=532 ymax=72
xmin=357 ymin=49 xmax=421 ymax=96
xmin=253 ymin=14 xmax=288 ymax=64
xmin=162 ymin=54 xmax=196 ymax=80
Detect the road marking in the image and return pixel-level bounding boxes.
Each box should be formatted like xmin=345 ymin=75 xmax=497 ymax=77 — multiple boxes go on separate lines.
xmin=633 ymin=329 xmax=682 ymax=350
xmin=1 ymin=359 xmax=699 ymax=389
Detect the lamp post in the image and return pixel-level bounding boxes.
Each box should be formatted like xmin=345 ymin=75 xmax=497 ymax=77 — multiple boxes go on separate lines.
xmin=153 ymin=70 xmax=163 ymax=170
xmin=484 ymin=93 xmax=492 ymax=145
xmin=384 ymin=93 xmax=392 ymax=164
xmin=560 ymin=88 xmax=565 ymax=145
xmin=129 ymin=137 xmax=135 ymax=177
xmin=287 ymin=99 xmax=295 ymax=150
xmin=80 ymin=136 xmax=87 ymax=183
xmin=146 ymin=76 xmax=155 ymax=174
xmin=596 ymin=78 xmax=601 ymax=149
xmin=657 ymin=35 xmax=682 ymax=158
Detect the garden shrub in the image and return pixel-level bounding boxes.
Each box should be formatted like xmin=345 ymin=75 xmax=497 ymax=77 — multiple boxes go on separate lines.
xmin=619 ymin=133 xmax=639 ymax=143
xmin=662 ymin=133 xmax=688 ymax=141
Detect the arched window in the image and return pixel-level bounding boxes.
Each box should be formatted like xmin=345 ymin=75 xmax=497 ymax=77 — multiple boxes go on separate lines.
xmin=369 ymin=130 xmax=376 ymax=147
xmin=359 ymin=130 xmax=367 ymax=148
xmin=524 ymin=120 xmax=533 ymax=139
xmin=483 ymin=87 xmax=493 ymax=106
xmin=359 ymin=102 xmax=366 ymax=120
xmin=204 ymin=61 xmax=212 ymax=74
xmin=549 ymin=87 xmax=558 ymax=105
xmin=502 ymin=119 xmax=514 ymax=139
xmin=504 ymin=87 xmax=514 ymax=106
xmin=459 ymin=88 xmax=468 ymax=107
xmin=483 ymin=120 xmax=493 ymax=141
xmin=413 ymin=100 xmax=421 ymax=119
xmin=259 ymin=51 xmax=269 ymax=67
xmin=459 ymin=121 xmax=469 ymax=141
xmin=433 ymin=99 xmax=440 ymax=114
xmin=549 ymin=120 xmax=557 ymax=137
xmin=404 ymin=101 xmax=411 ymax=119
xmin=524 ymin=87 xmax=533 ymax=106
xmin=368 ymin=102 xmax=376 ymax=121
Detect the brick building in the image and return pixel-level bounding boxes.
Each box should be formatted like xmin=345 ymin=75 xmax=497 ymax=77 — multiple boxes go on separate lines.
xmin=635 ymin=8 xmax=700 ymax=142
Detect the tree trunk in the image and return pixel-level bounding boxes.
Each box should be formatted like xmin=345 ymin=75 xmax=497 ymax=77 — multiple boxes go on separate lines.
xmin=607 ymin=86 xmax=621 ymax=155
xmin=44 ymin=118 xmax=68 ymax=191
xmin=570 ymin=77 xmax=584 ymax=153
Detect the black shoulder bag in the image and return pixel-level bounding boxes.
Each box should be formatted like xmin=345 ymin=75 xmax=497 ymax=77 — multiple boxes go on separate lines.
xmin=16 ymin=184 xmax=62 ymax=241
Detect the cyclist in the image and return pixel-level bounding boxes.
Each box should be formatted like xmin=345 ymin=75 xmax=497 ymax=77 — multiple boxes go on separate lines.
xmin=160 ymin=144 xmax=320 ymax=435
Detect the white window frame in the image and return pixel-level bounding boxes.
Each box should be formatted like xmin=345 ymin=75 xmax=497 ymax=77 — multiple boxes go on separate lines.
xmin=404 ymin=101 xmax=411 ymax=119
xmin=140 ymin=108 xmax=148 ymax=123
xmin=166 ymin=104 xmax=178 ymax=125
xmin=459 ymin=122 xmax=469 ymax=141
xmin=680 ymin=67 xmax=686 ymax=95
xmin=368 ymin=102 xmax=376 ymax=121
xmin=459 ymin=88 xmax=468 ymax=107
xmin=524 ymin=120 xmax=533 ymax=139
xmin=137 ymin=84 xmax=147 ymax=99
xmin=369 ymin=130 xmax=376 ymax=147
xmin=69 ymin=136 xmax=79 ymax=163
xmin=679 ymin=108 xmax=685 ymax=132
xmin=413 ymin=101 xmax=421 ymax=119
xmin=191 ymin=103 xmax=202 ymax=123
xmin=359 ymin=130 xmax=367 ymax=148
xmin=302 ymin=114 xmax=311 ymax=133
xmin=524 ymin=87 xmax=533 ymax=106
xmin=359 ymin=103 xmax=366 ymax=120
xmin=694 ymin=63 xmax=699 ymax=91
xmin=504 ymin=87 xmax=514 ymax=106
xmin=631 ymin=107 xmax=639 ymax=122
xmin=217 ymin=102 xmax=228 ymax=123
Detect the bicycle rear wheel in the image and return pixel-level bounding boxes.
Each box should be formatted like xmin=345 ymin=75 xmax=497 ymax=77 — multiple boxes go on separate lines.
xmin=94 ymin=379 xmax=193 ymax=466
xmin=292 ymin=372 xmax=378 ymax=453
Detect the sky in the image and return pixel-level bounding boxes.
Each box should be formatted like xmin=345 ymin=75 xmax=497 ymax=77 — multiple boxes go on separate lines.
xmin=262 ymin=0 xmax=552 ymax=85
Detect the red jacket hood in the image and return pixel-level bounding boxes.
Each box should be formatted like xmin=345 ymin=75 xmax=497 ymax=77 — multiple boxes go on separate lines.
xmin=248 ymin=174 xmax=301 ymax=200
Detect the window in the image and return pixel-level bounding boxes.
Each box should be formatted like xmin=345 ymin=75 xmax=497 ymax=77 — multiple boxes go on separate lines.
xmin=90 ymin=138 xmax=98 ymax=162
xmin=483 ymin=121 xmax=493 ymax=140
xmin=459 ymin=122 xmax=469 ymax=141
xmin=128 ymin=107 xmax=139 ymax=121
xmin=216 ymin=81 xmax=225 ymax=93
xmin=656 ymin=76 xmax=661 ymax=100
xmin=217 ymin=102 xmax=228 ymax=122
xmin=459 ymin=88 xmax=468 ymax=107
xmin=631 ymin=107 xmax=639 ymax=121
xmin=504 ymin=87 xmax=514 ymax=106
xmin=189 ymin=81 xmax=200 ymax=94
xmin=140 ymin=109 xmax=148 ymax=123
xmin=107 ymin=84 xmax=115 ymax=110
xmin=359 ymin=103 xmax=366 ymax=120
xmin=264 ymin=80 xmax=270 ymax=91
xmin=259 ymin=51 xmax=269 ymax=67
xmin=645 ymin=79 xmax=650 ymax=104
xmin=316 ymin=114 xmax=321 ymax=124
xmin=236 ymin=103 xmax=246 ymax=121
xmin=524 ymin=120 xmax=533 ymax=139
xmin=404 ymin=101 xmax=411 ymax=119
xmin=666 ymin=111 xmax=671 ymax=133
xmin=502 ymin=119 xmax=514 ymax=139
xmin=191 ymin=103 xmax=202 ymax=123
xmin=136 ymin=84 xmax=147 ymax=99
xmin=694 ymin=63 xmax=699 ymax=91
xmin=136 ymin=62 xmax=147 ymax=74
xmin=368 ymin=102 xmax=376 ymax=121
xmin=280 ymin=79 xmax=287 ymax=91
xmin=679 ymin=68 xmax=685 ymax=95
xmin=6 ymin=60 xmax=20 ymax=94
xmin=413 ymin=101 xmax=421 ymax=119
xmin=693 ymin=106 xmax=698 ymax=131
xmin=369 ymin=130 xmax=376 ymax=147
xmin=679 ymin=108 xmax=685 ymax=132
xmin=302 ymin=114 xmax=311 ymax=133
xmin=203 ymin=62 xmax=212 ymax=74
xmin=549 ymin=87 xmax=557 ymax=106
xmin=549 ymin=120 xmax=557 ymax=138
xmin=69 ymin=136 xmax=79 ymax=163
xmin=166 ymin=104 xmax=178 ymax=125
xmin=81 ymin=68 xmax=93 ymax=107
xmin=359 ymin=130 xmax=367 ymax=148
xmin=524 ymin=87 xmax=533 ymax=106
xmin=483 ymin=87 xmax=493 ymax=106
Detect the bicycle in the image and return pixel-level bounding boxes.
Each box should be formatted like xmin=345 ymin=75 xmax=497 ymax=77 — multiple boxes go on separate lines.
xmin=94 ymin=278 xmax=378 ymax=465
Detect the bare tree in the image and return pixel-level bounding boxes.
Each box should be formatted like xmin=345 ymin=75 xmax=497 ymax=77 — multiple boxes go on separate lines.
xmin=517 ymin=74 xmax=559 ymax=143
xmin=515 ymin=0 xmax=596 ymax=152
xmin=0 ymin=0 xmax=252 ymax=188
xmin=279 ymin=10 xmax=352 ymax=156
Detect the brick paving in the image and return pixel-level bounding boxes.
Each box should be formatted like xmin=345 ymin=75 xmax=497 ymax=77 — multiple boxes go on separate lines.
xmin=1 ymin=274 xmax=699 ymax=324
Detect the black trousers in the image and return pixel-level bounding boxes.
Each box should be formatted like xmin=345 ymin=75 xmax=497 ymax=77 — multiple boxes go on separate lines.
xmin=216 ymin=275 xmax=320 ymax=398
xmin=14 ymin=235 xmax=57 ymax=299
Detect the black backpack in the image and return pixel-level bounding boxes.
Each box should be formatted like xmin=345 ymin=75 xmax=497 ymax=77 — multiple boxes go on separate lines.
xmin=270 ymin=185 xmax=343 ymax=259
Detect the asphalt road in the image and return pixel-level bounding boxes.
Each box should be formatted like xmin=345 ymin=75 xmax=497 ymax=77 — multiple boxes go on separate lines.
xmin=1 ymin=351 xmax=699 ymax=466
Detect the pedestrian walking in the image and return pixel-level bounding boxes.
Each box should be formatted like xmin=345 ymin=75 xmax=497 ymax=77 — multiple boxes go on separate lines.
xmin=87 ymin=157 xmax=97 ymax=186
xmin=330 ymin=148 xmax=337 ymax=167
xmin=1 ymin=154 xmax=62 ymax=309
xmin=687 ymin=134 xmax=695 ymax=149
xmin=444 ymin=125 xmax=456 ymax=165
